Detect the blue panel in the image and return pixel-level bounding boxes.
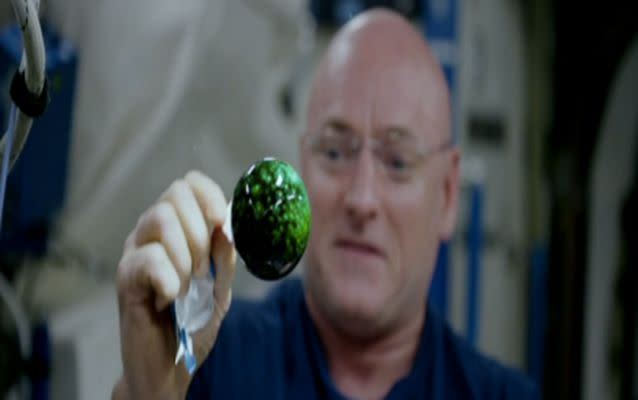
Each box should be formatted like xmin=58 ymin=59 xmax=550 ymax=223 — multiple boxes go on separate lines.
xmin=29 ymin=321 xmax=51 ymax=400
xmin=423 ymin=0 xmax=458 ymax=320
xmin=527 ymin=244 xmax=548 ymax=389
xmin=424 ymin=0 xmax=458 ymax=142
xmin=423 ymin=0 xmax=458 ymax=39
xmin=428 ymin=241 xmax=450 ymax=316
xmin=466 ymin=184 xmax=483 ymax=346
xmin=310 ymin=0 xmax=422 ymax=26
xmin=0 ymin=25 xmax=77 ymax=256
xmin=334 ymin=0 xmax=365 ymax=25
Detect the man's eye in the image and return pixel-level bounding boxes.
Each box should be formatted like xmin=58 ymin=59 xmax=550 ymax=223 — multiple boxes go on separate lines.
xmin=381 ymin=151 xmax=416 ymax=182
xmin=385 ymin=152 xmax=410 ymax=171
xmin=324 ymin=147 xmax=342 ymax=160
xmin=389 ymin=156 xmax=407 ymax=170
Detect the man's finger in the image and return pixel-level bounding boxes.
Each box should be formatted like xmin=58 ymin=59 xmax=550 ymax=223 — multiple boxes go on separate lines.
xmin=185 ymin=171 xmax=229 ymax=277
xmin=184 ymin=170 xmax=227 ymax=230
xmin=134 ymin=201 xmax=193 ymax=294
xmin=117 ymin=242 xmax=182 ymax=311
xmin=160 ymin=179 xmax=209 ymax=273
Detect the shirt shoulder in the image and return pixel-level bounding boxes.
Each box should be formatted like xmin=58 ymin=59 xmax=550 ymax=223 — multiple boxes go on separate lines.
xmin=430 ymin=309 xmax=540 ymax=399
xmin=187 ymin=278 xmax=305 ymax=399
xmin=220 ymin=278 xmax=304 ymax=340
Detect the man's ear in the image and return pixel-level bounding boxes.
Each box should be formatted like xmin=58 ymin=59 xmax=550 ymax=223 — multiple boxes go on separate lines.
xmin=440 ymin=147 xmax=460 ymax=240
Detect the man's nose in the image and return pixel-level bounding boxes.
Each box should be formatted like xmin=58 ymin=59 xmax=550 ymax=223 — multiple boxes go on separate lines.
xmin=343 ymin=149 xmax=380 ymax=224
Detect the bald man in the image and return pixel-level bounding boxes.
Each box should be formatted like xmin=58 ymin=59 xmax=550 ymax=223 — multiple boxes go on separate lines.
xmin=113 ymin=8 xmax=538 ymax=400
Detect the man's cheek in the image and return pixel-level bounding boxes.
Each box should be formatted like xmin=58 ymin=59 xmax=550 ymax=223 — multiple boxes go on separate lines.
xmin=400 ymin=210 xmax=431 ymax=261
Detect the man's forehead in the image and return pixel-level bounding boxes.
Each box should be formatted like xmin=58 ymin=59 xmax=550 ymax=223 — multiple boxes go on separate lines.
xmin=310 ymin=63 xmax=443 ymax=143
xmin=307 ymin=10 xmax=451 ymax=143
xmin=319 ymin=118 xmax=422 ymax=146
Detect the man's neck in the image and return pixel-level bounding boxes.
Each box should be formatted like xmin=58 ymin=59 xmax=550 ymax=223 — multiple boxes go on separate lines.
xmin=306 ymin=296 xmax=425 ymax=400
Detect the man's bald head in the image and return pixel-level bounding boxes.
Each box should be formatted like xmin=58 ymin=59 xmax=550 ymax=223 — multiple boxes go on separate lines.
xmin=306 ymin=8 xmax=451 ymax=144
xmin=300 ymin=9 xmax=461 ymax=343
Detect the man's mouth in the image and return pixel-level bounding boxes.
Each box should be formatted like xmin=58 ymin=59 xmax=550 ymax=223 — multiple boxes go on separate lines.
xmin=334 ymin=239 xmax=385 ymax=258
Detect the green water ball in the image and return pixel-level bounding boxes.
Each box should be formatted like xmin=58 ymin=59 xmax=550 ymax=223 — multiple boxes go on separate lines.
xmin=231 ymin=158 xmax=312 ymax=280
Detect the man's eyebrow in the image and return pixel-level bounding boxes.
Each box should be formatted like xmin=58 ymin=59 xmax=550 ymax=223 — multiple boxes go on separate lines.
xmin=320 ymin=118 xmax=352 ymax=133
xmin=378 ymin=126 xmax=416 ymax=141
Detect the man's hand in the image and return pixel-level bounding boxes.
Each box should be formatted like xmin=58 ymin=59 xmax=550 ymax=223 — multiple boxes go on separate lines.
xmin=113 ymin=171 xmax=236 ymax=399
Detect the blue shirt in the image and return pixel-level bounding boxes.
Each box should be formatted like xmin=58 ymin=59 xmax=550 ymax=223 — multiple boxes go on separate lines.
xmin=187 ymin=278 xmax=539 ymax=399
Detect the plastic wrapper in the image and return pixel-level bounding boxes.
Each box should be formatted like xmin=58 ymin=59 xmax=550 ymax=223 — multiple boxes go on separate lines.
xmin=173 ymin=203 xmax=233 ymax=374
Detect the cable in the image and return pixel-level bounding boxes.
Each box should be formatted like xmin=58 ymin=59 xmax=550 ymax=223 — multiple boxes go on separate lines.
xmin=0 ymin=0 xmax=46 ymax=234
xmin=0 ymin=1 xmax=46 ymax=396
xmin=0 ymin=270 xmax=31 ymax=400
xmin=0 ymin=105 xmax=18 ymax=233
xmin=0 ymin=0 xmax=46 ymax=171
xmin=0 ymin=271 xmax=30 ymax=361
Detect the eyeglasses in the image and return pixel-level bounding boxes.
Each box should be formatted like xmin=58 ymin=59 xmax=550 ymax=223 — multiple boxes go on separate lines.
xmin=305 ymin=123 xmax=452 ymax=183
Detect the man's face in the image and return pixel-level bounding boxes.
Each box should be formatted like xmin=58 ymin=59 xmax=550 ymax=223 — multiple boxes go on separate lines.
xmin=300 ymin=42 xmax=459 ymax=334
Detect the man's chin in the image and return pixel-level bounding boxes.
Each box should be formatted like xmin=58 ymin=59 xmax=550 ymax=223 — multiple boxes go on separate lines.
xmin=306 ymin=261 xmax=391 ymax=331
xmin=328 ymin=289 xmax=390 ymax=330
